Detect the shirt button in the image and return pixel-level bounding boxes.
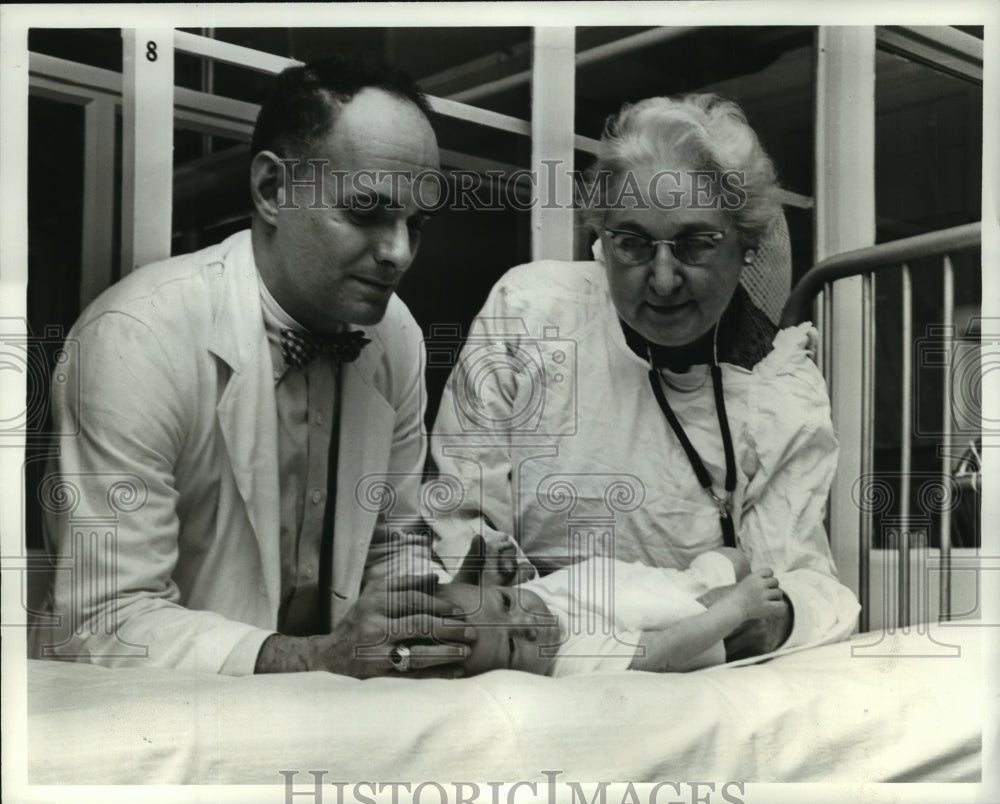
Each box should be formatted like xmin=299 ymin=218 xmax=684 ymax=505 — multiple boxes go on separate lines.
xmin=305 ymin=564 xmax=315 ymax=578
xmin=315 ymin=412 xmax=324 ymax=426
xmin=311 ymin=489 xmax=322 ymax=504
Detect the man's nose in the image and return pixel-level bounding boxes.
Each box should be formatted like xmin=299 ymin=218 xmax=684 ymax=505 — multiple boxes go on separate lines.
xmin=648 ymin=245 xmax=683 ymax=296
xmin=373 ymin=221 xmax=414 ymax=272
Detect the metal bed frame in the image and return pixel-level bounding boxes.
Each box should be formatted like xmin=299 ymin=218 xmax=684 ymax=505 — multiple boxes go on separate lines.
xmin=781 ymin=222 xmax=982 ymax=632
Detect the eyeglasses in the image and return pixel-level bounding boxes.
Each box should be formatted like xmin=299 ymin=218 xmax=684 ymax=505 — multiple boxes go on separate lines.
xmin=603 ymin=228 xmax=726 ymax=267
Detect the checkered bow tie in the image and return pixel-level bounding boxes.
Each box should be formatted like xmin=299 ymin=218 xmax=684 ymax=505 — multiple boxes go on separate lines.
xmin=280 ymin=328 xmax=371 ymax=369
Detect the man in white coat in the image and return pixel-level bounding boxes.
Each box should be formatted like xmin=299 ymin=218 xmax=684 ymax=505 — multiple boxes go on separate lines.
xmin=39 ymin=57 xmax=475 ymax=677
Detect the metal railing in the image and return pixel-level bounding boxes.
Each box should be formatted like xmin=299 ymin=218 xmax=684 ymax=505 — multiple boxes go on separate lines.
xmin=780 ymin=222 xmax=982 ymax=629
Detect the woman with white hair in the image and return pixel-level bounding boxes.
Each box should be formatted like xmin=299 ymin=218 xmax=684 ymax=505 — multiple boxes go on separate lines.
xmin=429 ymin=94 xmax=859 ymax=660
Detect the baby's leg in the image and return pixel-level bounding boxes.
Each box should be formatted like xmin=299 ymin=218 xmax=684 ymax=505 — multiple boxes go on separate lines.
xmin=480 ymin=534 xmax=519 ymax=585
xmin=712 ymin=547 xmax=751 ymax=581
xmin=453 ymin=533 xmax=530 ymax=585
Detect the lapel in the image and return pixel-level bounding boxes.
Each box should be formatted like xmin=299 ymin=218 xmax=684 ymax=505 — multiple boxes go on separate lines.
xmin=207 ymin=232 xmax=282 ymax=613
xmin=331 ymin=335 xmax=395 ymax=598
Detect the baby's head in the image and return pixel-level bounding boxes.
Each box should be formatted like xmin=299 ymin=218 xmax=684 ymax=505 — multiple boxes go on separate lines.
xmin=438 ymin=582 xmax=560 ymax=676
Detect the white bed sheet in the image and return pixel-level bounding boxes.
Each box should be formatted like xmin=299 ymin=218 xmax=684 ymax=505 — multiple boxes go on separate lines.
xmin=28 ymin=628 xmax=982 ymax=785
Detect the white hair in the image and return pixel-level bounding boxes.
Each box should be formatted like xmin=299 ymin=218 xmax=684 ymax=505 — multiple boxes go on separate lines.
xmin=582 ymin=93 xmax=782 ymax=248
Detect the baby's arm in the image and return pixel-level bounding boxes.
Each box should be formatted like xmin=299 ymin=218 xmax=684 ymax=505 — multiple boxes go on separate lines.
xmin=630 ymin=568 xmax=785 ymax=672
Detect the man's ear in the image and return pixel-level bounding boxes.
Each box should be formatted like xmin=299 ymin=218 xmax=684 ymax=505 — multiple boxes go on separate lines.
xmin=250 ymin=150 xmax=285 ymax=227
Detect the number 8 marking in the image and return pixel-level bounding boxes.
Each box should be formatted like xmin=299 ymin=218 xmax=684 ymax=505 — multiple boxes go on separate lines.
xmin=146 ymin=41 xmax=158 ymax=62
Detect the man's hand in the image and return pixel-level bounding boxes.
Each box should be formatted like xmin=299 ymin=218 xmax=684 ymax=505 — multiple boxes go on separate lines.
xmin=452 ymin=533 xmax=536 ymax=586
xmin=255 ymin=575 xmax=477 ymax=678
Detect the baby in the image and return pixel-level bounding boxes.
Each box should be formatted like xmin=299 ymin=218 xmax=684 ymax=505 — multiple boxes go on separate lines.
xmin=438 ymin=535 xmax=785 ymax=677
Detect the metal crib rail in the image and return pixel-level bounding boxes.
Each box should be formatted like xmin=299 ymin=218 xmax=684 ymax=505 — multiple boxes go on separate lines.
xmin=780 ymin=222 xmax=981 ymax=329
xmin=779 ymin=222 xmax=981 ymax=630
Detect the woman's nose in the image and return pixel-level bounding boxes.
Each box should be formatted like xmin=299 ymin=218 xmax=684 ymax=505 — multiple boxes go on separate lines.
xmin=648 ymin=247 xmax=683 ymax=296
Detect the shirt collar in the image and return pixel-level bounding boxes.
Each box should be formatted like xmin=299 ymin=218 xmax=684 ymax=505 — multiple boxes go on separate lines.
xmin=258 ymin=274 xmax=305 ymax=336
xmin=258 ymin=276 xmax=307 ymax=382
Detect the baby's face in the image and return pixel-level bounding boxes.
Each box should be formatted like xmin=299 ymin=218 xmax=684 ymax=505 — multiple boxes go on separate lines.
xmin=439 ymin=583 xmax=559 ymax=676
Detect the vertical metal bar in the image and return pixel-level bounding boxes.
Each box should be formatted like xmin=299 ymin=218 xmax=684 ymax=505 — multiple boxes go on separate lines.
xmin=822 ymin=287 xmax=833 ymax=391
xmin=900 ymin=263 xmax=913 ymax=629
xmin=859 ymin=272 xmax=875 ymax=632
xmin=815 ymin=27 xmax=876 ymax=609
xmin=0 ymin=19 xmax=30 ymax=719
xmin=819 ymin=285 xmax=833 ymax=545
xmin=200 ymin=27 xmax=215 ymax=157
xmin=1 ymin=25 xmax=28 ymax=323
xmin=80 ymin=97 xmax=117 ymax=308
xmin=530 ymin=27 xmax=575 ymax=262
xmin=121 ymin=29 xmax=174 ymax=274
xmin=914 ymin=534 xmax=928 ymax=634
xmin=813 ymin=287 xmax=825 ymax=377
xmin=940 ymin=255 xmax=954 ymax=621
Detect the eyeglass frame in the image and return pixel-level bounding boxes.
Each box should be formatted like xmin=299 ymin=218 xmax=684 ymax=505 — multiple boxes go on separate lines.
xmin=601 ymin=228 xmax=727 ymax=267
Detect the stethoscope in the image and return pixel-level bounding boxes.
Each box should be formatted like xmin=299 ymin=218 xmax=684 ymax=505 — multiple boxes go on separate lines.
xmin=646 ymin=321 xmax=737 ymax=548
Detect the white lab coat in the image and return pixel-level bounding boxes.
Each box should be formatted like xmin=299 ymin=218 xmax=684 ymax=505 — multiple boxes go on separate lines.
xmin=40 ymin=231 xmax=431 ymax=674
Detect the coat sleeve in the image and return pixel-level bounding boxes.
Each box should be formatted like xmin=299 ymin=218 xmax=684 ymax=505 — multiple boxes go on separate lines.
xmin=41 ymin=311 xmax=273 ymax=675
xmin=359 ymin=299 xmax=442 ymax=585
xmin=738 ymin=324 xmax=861 ymax=649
